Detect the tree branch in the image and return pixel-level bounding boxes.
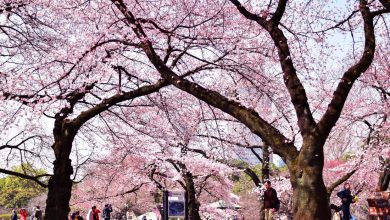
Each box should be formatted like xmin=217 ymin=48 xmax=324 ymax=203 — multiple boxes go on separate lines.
xmin=111 ymin=0 xmax=299 ymax=165
xmin=0 ymin=135 xmax=41 ymax=151
xmin=72 ymin=79 xmax=168 ymax=128
xmin=228 ymin=0 xmax=264 ymax=24
xmin=270 ymin=0 xmax=287 ymax=24
xmin=317 ymin=0 xmax=376 ymax=139
xmin=326 ymin=169 xmax=357 ymax=194
xmin=230 ymin=0 xmax=317 ymax=137
xmin=250 ymin=148 xmax=264 ymax=164
xmin=0 ymin=168 xmax=49 ymax=188
xmin=244 ymin=167 xmax=262 ymax=186
xmin=266 ymin=25 xmax=316 ymax=137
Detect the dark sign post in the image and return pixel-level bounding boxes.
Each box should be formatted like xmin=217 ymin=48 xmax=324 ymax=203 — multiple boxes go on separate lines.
xmin=163 ymin=191 xmax=188 ymax=220
xmin=367 ymin=191 xmax=390 ymax=217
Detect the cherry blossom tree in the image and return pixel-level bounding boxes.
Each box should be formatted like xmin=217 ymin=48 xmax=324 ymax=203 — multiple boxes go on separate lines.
xmin=70 ymin=133 xmax=237 ymax=220
xmin=107 ymin=0 xmax=390 ymax=219
xmin=1 ymin=1 xmax=390 ymax=220
xmin=1 ymin=1 xmax=229 ymax=219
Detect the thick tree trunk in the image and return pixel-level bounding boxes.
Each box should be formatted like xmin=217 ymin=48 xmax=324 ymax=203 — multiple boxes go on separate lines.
xmin=289 ymin=141 xmax=331 ymax=220
xmin=184 ymin=172 xmax=201 ymax=220
xmin=291 ymin=181 xmax=330 ymax=220
xmin=378 ymin=157 xmax=390 ymax=191
xmin=44 ymin=157 xmax=73 ymax=220
xmin=44 ymin=120 xmax=77 ymax=220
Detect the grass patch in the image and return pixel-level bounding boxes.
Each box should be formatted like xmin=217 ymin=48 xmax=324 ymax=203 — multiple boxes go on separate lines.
xmin=0 ymin=213 xmax=19 ymax=218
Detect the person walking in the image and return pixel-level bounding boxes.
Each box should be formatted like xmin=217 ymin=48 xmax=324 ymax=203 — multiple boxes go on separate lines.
xmin=337 ymin=182 xmax=355 ymax=220
xmin=71 ymin=211 xmax=78 ymax=220
xmin=71 ymin=211 xmax=84 ymax=220
xmin=263 ymin=180 xmax=279 ymax=220
xmin=30 ymin=207 xmax=36 ymax=220
xmin=19 ymin=208 xmax=28 ymax=220
xmin=34 ymin=206 xmax=43 ymax=220
xmin=87 ymin=206 xmax=97 ymax=220
xmin=93 ymin=208 xmax=101 ymax=220
xmin=102 ymin=204 xmax=113 ymax=220
xmin=11 ymin=210 xmax=18 ymax=220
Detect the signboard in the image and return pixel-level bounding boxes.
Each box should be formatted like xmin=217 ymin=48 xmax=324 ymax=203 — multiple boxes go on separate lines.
xmin=367 ymin=191 xmax=390 ymax=216
xmin=168 ymin=191 xmax=186 ymax=217
xmin=163 ymin=191 xmax=188 ymax=220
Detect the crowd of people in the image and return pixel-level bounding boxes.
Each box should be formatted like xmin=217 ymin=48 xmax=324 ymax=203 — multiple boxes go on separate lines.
xmin=10 ymin=206 xmax=43 ymax=220
xmin=5 ymin=181 xmax=358 ymax=220
xmin=7 ymin=204 xmax=112 ymax=220
xmin=70 ymin=204 xmax=113 ymax=220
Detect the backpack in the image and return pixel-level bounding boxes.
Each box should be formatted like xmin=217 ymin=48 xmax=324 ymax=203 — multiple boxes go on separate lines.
xmin=35 ymin=210 xmax=42 ymax=218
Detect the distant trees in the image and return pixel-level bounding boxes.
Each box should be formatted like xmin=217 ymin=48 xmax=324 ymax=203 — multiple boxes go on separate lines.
xmin=0 ymin=164 xmax=47 ymax=209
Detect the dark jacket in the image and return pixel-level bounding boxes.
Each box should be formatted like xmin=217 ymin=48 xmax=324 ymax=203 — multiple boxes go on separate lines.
xmin=71 ymin=212 xmax=79 ymax=220
xmin=102 ymin=207 xmax=112 ymax=219
xmin=11 ymin=212 xmax=18 ymax=220
xmin=264 ymin=188 xmax=278 ymax=209
xmin=35 ymin=209 xmax=43 ymax=220
xmin=337 ymin=189 xmax=353 ymax=206
xmin=337 ymin=189 xmax=353 ymax=220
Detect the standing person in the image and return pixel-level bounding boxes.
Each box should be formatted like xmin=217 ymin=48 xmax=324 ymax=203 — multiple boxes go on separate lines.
xmin=87 ymin=206 xmax=97 ymax=220
xmin=102 ymin=204 xmax=113 ymax=220
xmin=71 ymin=211 xmax=84 ymax=220
xmin=93 ymin=208 xmax=101 ymax=220
xmin=126 ymin=211 xmax=130 ymax=220
xmin=34 ymin=206 xmax=43 ymax=220
xmin=30 ymin=207 xmax=36 ymax=220
xmin=337 ymin=183 xmax=355 ymax=220
xmin=71 ymin=211 xmax=78 ymax=220
xmin=11 ymin=210 xmax=18 ymax=220
xmin=19 ymin=208 xmax=28 ymax=220
xmin=263 ymin=180 xmax=279 ymax=220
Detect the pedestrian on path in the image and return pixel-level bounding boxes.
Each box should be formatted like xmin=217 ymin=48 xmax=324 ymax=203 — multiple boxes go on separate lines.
xmin=87 ymin=206 xmax=97 ymax=220
xmin=263 ymin=180 xmax=279 ymax=220
xmin=11 ymin=210 xmax=18 ymax=220
xmin=19 ymin=208 xmax=28 ymax=220
xmin=102 ymin=204 xmax=113 ymax=220
xmin=34 ymin=206 xmax=43 ymax=220
xmin=337 ymin=183 xmax=355 ymax=220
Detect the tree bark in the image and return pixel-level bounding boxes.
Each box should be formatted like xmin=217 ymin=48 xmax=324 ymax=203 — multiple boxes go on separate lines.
xmin=44 ymin=157 xmax=73 ymax=220
xmin=44 ymin=120 xmax=77 ymax=220
xmin=261 ymin=145 xmax=270 ymax=182
xmin=378 ymin=158 xmax=390 ymax=191
xmin=289 ymin=139 xmax=330 ymax=220
xmin=183 ymin=172 xmax=201 ymax=220
xmin=291 ymin=182 xmax=330 ymax=220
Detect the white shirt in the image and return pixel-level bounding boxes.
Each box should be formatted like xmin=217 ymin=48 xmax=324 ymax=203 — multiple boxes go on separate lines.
xmin=87 ymin=209 xmax=94 ymax=220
